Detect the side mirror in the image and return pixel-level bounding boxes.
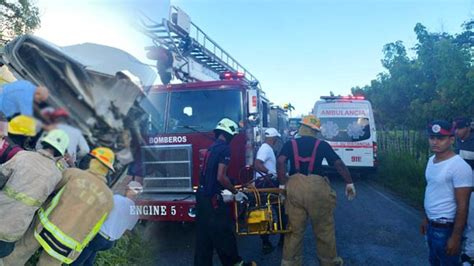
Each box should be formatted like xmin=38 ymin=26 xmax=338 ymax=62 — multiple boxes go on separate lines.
xmin=248 ymin=114 xmax=260 ymax=126
xmin=247 ymin=89 xmax=258 ymax=115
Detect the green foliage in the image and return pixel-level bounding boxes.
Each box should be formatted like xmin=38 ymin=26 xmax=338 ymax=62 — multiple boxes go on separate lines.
xmin=25 ymin=228 xmax=154 ymax=266
xmin=0 ymin=0 xmax=41 ymax=43
xmin=375 ymin=150 xmax=427 ymax=206
xmin=25 ymin=250 xmax=40 ymax=266
xmin=95 ymin=229 xmax=155 ymax=266
xmin=374 ymin=129 xmax=429 ymax=206
xmin=352 ymin=20 xmax=474 ymax=129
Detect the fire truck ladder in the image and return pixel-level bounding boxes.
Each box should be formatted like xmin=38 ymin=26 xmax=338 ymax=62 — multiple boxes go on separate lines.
xmin=140 ymin=6 xmax=259 ymax=84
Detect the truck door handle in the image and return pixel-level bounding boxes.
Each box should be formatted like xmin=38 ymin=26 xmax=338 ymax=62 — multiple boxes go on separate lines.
xmin=345 ymin=148 xmax=354 ymax=151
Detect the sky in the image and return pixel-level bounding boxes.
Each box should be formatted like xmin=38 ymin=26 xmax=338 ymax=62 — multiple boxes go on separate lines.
xmin=34 ymin=0 xmax=473 ymax=116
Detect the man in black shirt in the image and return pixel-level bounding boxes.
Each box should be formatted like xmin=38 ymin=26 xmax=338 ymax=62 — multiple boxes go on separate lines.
xmin=453 ymin=117 xmax=474 ymax=265
xmin=277 ymin=115 xmax=356 ymax=266
xmin=194 ymin=118 xmax=254 ymax=266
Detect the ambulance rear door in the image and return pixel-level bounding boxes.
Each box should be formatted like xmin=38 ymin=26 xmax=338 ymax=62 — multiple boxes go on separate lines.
xmin=314 ymin=100 xmax=375 ymax=168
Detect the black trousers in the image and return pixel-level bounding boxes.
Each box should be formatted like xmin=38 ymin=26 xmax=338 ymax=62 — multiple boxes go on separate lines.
xmin=0 ymin=240 xmax=14 ymax=258
xmin=194 ymin=190 xmax=242 ymax=266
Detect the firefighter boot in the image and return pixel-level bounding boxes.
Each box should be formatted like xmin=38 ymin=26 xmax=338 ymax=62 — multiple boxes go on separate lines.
xmin=261 ymin=235 xmax=274 ymax=254
xmin=278 ymin=235 xmax=285 ymax=247
xmin=262 ymin=240 xmax=274 ymax=255
xmin=319 ymin=256 xmax=344 ymax=266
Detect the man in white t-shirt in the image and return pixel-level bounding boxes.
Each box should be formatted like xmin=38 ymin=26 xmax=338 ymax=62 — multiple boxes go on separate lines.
xmin=254 ymin=128 xmax=282 ymax=254
xmin=255 ymin=128 xmax=280 ymax=179
xmin=71 ymin=181 xmax=143 ymax=266
xmin=421 ymin=120 xmax=473 ymax=266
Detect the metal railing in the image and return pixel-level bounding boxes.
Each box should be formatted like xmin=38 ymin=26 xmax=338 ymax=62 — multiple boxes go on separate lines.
xmin=140 ymin=6 xmax=259 ymax=84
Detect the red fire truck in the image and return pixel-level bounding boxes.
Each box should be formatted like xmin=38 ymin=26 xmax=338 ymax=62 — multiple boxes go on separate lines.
xmin=134 ymin=6 xmax=284 ymax=221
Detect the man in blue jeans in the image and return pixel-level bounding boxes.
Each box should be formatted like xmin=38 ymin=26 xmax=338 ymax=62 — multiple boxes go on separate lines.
xmin=421 ymin=120 xmax=473 ymax=266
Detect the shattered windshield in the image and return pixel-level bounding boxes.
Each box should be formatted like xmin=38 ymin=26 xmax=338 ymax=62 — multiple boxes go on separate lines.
xmin=139 ymin=92 xmax=167 ymax=134
xmin=167 ymin=89 xmax=242 ymax=134
xmin=318 ymin=117 xmax=371 ymax=142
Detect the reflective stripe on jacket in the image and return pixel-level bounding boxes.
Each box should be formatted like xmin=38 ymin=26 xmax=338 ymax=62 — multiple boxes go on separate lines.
xmin=0 ymin=150 xmax=62 ymax=242
xmin=34 ymin=168 xmax=113 ymax=263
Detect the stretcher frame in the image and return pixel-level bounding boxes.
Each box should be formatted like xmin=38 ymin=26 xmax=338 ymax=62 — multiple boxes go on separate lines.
xmin=234 ymin=187 xmax=291 ymax=236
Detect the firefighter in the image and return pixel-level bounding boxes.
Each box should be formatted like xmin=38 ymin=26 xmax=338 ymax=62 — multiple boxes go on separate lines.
xmin=0 ymin=114 xmax=38 ymax=170
xmin=0 ymin=129 xmax=69 ymax=261
xmin=194 ymin=118 xmax=255 ymax=266
xmin=277 ymin=114 xmax=356 ymax=266
xmin=3 ymin=147 xmax=115 ymax=266
xmin=0 ymin=115 xmax=41 ymax=189
xmin=6 ymin=115 xmax=37 ymax=149
xmin=71 ymin=181 xmax=143 ymax=266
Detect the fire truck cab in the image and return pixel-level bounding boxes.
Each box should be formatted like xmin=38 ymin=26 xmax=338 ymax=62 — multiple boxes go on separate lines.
xmin=136 ymin=79 xmax=267 ymax=221
xmin=136 ymin=6 xmax=277 ymax=221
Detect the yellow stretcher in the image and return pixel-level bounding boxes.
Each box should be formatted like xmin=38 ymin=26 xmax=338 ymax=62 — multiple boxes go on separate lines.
xmin=234 ymin=187 xmax=291 ymax=236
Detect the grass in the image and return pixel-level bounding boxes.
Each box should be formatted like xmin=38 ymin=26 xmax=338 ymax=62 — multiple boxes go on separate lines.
xmin=372 ymin=150 xmax=428 ymax=207
xmin=95 ymin=226 xmax=155 ymax=266
xmin=25 ymin=225 xmax=154 ymax=266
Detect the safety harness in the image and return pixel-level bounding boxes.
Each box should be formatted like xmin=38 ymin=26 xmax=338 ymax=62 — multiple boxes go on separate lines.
xmin=291 ymin=139 xmax=320 ymax=174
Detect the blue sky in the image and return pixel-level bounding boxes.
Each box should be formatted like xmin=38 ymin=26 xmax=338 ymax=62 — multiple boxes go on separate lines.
xmin=36 ymin=0 xmax=473 ymax=116
xmin=170 ymin=0 xmax=473 ymax=116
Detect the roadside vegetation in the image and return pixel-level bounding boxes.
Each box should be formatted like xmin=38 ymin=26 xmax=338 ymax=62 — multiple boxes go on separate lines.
xmin=352 ymin=20 xmax=474 ymax=128
xmin=353 ymin=20 xmax=472 ymax=205
xmin=377 ymin=151 xmax=426 ymax=206
xmin=0 ymin=0 xmax=41 ymax=46
xmin=370 ymin=130 xmax=429 ymax=207
xmin=95 ymin=225 xmax=154 ymax=266
xmin=25 ymin=225 xmax=154 ymax=265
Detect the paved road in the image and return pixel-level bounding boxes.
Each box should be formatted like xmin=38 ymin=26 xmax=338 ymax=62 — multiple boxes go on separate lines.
xmin=145 ymin=178 xmax=428 ymax=265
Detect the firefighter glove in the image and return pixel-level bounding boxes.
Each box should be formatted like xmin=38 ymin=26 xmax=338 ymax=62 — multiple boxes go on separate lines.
xmin=234 ymin=191 xmax=248 ymax=202
xmin=221 ymin=189 xmax=234 ymax=203
xmin=345 ymin=183 xmax=356 ymax=200
xmin=279 ymin=184 xmax=286 ymax=201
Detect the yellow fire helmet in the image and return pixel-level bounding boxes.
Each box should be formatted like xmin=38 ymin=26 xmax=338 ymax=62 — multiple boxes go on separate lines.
xmin=300 ymin=114 xmax=321 ymax=131
xmin=8 ymin=115 xmax=37 ymax=137
xmin=90 ymin=147 xmax=115 ymax=172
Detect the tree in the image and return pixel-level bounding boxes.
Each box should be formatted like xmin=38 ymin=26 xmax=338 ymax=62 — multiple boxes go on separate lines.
xmin=351 ymin=21 xmax=474 ymax=129
xmin=283 ymin=103 xmax=295 ymax=117
xmin=0 ymin=0 xmax=41 ymax=44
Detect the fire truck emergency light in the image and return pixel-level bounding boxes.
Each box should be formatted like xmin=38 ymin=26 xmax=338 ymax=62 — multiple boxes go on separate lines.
xmin=220 ymin=71 xmax=245 ymax=80
xmin=236 ymin=72 xmax=245 ymax=78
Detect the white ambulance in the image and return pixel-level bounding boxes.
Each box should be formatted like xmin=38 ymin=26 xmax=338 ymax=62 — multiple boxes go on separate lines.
xmin=312 ymin=96 xmax=377 ymax=170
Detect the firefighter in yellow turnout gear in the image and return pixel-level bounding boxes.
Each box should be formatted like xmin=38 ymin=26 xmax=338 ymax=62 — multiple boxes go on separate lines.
xmin=0 ymin=129 xmax=69 ymax=264
xmin=3 ymin=147 xmax=115 ymax=265
xmin=277 ymin=115 xmax=356 ymax=266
